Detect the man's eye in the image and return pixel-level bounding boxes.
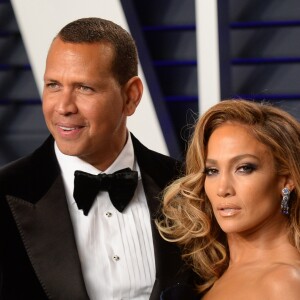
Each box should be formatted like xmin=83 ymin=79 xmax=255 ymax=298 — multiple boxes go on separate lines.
xmin=46 ymin=83 xmax=59 ymax=89
xmin=80 ymin=86 xmax=92 ymax=92
xmin=204 ymin=167 xmax=218 ymax=176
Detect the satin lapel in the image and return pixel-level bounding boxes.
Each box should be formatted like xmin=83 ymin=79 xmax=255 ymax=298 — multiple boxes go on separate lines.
xmin=6 ymin=175 xmax=89 ymax=300
xmin=141 ymin=172 xmax=186 ymax=300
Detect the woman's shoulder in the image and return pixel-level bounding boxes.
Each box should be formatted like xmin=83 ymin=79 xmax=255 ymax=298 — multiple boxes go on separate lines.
xmin=260 ymin=262 xmax=300 ymax=299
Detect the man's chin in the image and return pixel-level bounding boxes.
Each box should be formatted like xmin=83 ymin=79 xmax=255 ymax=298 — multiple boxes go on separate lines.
xmin=56 ymin=142 xmax=81 ymax=157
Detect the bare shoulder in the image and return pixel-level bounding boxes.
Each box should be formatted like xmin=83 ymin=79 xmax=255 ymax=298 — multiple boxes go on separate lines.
xmin=260 ymin=262 xmax=300 ymax=299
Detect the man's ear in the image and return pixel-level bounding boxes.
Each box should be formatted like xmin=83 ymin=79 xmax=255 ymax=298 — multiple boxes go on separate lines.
xmin=122 ymin=76 xmax=143 ymax=116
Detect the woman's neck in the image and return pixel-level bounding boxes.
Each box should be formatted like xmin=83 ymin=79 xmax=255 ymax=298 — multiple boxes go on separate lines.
xmin=226 ymin=219 xmax=297 ymax=265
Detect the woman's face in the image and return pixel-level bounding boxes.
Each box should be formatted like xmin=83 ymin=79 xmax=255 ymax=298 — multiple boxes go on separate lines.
xmin=204 ymin=122 xmax=289 ymax=235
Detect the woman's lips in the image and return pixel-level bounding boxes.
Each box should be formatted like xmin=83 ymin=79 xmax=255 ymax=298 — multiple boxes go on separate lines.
xmin=217 ymin=204 xmax=241 ymax=217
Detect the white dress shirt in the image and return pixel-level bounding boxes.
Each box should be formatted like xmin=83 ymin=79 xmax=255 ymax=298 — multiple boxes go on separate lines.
xmin=55 ymin=134 xmax=155 ymax=300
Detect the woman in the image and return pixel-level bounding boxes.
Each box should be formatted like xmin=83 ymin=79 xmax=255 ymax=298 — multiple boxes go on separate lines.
xmin=157 ymin=99 xmax=300 ymax=299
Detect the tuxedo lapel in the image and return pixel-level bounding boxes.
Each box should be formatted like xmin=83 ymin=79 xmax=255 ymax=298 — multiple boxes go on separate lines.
xmin=131 ymin=134 xmax=188 ymax=299
xmin=6 ymin=175 xmax=89 ymax=300
xmin=140 ymin=172 xmax=186 ymax=300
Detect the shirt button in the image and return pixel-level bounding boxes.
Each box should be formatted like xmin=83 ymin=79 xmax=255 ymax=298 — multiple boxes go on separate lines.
xmin=105 ymin=212 xmax=112 ymax=217
xmin=112 ymin=255 xmax=120 ymax=261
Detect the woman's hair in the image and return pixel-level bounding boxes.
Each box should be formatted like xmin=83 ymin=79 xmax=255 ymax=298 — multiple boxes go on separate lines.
xmin=56 ymin=17 xmax=138 ymax=85
xmin=157 ymin=99 xmax=300 ymax=292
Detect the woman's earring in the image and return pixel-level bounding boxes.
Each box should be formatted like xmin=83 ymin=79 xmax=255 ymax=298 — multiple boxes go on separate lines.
xmin=281 ymin=187 xmax=290 ymax=215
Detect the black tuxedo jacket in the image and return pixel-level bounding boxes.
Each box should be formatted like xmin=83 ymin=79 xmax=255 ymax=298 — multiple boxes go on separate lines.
xmin=0 ymin=134 xmax=195 ymax=300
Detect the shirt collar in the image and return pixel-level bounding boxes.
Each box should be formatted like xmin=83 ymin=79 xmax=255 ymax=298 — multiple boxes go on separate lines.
xmin=55 ymin=132 xmax=135 ymax=175
xmin=55 ymin=133 xmax=138 ymax=204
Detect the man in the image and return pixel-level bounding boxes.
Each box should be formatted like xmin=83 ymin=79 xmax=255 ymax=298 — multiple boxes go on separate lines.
xmin=0 ymin=18 xmax=195 ymax=299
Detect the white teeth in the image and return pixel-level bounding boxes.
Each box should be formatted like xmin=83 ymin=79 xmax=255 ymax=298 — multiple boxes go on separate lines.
xmin=60 ymin=126 xmax=76 ymax=131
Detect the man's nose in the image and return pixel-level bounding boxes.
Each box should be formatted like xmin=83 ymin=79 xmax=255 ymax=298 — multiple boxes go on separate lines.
xmin=55 ymin=90 xmax=78 ymax=115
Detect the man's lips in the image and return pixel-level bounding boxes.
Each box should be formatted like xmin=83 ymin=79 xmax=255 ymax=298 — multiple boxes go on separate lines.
xmin=55 ymin=123 xmax=86 ymax=137
xmin=59 ymin=126 xmax=78 ymax=131
xmin=56 ymin=122 xmax=85 ymax=130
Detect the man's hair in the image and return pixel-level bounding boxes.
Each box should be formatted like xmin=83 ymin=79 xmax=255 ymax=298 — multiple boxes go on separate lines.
xmin=57 ymin=17 xmax=138 ymax=85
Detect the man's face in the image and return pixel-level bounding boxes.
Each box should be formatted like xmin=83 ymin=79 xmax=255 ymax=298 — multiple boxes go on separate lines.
xmin=43 ymin=38 xmax=129 ymax=170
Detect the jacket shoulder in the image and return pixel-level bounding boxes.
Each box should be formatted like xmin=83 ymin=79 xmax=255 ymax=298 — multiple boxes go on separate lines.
xmin=0 ymin=136 xmax=59 ymax=203
xmin=131 ymin=133 xmax=183 ymax=187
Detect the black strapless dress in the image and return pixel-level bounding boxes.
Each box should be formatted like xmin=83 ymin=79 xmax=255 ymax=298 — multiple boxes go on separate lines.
xmin=160 ymin=283 xmax=200 ymax=300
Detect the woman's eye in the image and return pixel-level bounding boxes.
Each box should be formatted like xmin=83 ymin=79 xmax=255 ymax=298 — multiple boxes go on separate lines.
xmin=204 ymin=167 xmax=218 ymax=176
xmin=237 ymin=164 xmax=256 ymax=174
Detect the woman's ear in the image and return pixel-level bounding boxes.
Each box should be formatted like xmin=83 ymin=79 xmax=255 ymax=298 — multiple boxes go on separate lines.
xmin=283 ymin=176 xmax=295 ymax=192
xmin=122 ymin=76 xmax=143 ymax=116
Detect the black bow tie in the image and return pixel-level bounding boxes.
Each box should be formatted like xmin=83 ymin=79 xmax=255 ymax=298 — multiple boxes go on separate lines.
xmin=73 ymin=168 xmax=138 ymax=216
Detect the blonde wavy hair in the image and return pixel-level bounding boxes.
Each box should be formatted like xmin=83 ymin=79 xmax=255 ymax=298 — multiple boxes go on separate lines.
xmin=156 ymin=99 xmax=300 ymax=293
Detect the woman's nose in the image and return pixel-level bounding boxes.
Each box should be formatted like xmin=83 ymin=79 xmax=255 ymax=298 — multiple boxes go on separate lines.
xmin=216 ymin=173 xmax=234 ymax=198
